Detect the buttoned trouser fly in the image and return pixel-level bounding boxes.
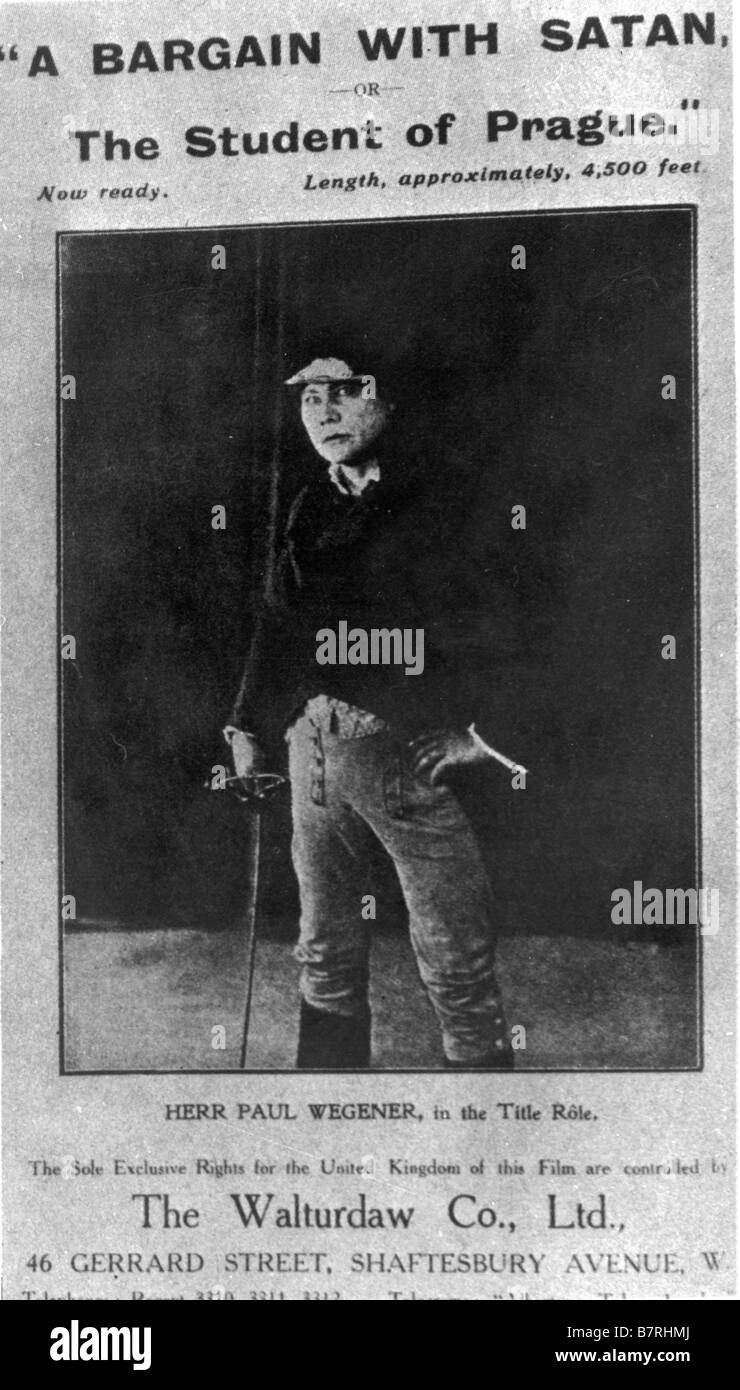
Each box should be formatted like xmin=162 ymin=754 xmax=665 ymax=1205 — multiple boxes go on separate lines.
xmin=288 ymin=710 xmax=507 ymax=1063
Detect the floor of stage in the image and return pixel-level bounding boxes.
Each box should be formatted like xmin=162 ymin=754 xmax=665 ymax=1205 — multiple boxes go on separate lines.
xmin=63 ymin=924 xmax=699 ymax=1072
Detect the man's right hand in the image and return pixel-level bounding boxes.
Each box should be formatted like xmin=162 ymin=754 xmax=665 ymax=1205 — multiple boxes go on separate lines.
xmin=222 ymin=726 xmax=265 ymax=778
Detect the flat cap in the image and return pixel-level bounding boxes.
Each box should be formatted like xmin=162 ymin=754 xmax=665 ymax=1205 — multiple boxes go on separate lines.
xmin=285 ymin=356 xmax=365 ymax=387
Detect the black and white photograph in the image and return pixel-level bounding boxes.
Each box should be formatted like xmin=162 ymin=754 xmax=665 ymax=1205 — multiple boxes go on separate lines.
xmin=59 ymin=208 xmax=700 ymax=1073
xmin=2 ymin=0 xmax=734 ymax=1316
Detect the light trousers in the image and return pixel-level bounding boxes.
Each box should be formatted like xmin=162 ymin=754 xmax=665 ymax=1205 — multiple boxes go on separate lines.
xmin=288 ymin=710 xmax=508 ymax=1063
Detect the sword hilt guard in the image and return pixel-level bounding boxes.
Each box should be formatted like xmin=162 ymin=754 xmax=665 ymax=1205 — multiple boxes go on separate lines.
xmin=204 ymin=772 xmax=288 ymax=803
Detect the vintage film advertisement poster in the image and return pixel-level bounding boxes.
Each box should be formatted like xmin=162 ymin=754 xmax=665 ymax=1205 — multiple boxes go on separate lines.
xmin=1 ymin=0 xmax=736 ymax=1308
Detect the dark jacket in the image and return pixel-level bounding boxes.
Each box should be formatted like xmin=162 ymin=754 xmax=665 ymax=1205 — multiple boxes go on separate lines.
xmin=231 ymin=447 xmax=557 ymax=769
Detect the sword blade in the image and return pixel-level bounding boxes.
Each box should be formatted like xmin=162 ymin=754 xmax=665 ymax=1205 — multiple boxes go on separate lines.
xmin=238 ymin=806 xmax=261 ymax=1069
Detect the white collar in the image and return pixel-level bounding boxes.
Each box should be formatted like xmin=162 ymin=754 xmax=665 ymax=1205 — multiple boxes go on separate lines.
xmin=328 ymin=460 xmax=381 ymax=497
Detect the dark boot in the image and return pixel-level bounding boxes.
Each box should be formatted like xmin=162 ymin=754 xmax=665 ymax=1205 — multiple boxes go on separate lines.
xmin=296 ymin=1000 xmax=371 ymax=1069
xmin=444 ymin=1042 xmax=515 ymax=1070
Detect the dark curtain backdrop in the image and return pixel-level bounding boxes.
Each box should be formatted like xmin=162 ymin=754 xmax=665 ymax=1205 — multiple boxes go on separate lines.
xmin=60 ymin=210 xmax=696 ymax=938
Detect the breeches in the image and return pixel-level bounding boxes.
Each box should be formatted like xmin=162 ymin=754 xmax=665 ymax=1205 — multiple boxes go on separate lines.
xmin=288 ymin=711 xmax=507 ymax=1063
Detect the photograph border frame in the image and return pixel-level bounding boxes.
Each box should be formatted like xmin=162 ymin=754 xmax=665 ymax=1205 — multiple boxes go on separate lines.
xmin=56 ymin=202 xmax=702 ymax=1077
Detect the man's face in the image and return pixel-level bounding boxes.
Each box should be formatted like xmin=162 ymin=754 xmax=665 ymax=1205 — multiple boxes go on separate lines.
xmin=300 ymin=380 xmax=392 ymax=465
